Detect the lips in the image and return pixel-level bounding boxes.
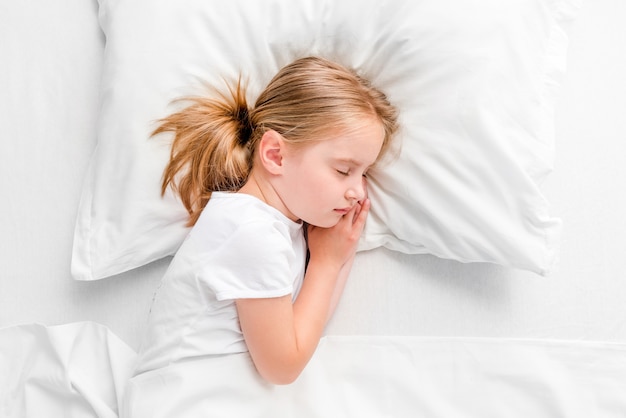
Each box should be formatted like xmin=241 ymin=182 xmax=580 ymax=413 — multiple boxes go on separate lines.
xmin=334 ymin=207 xmax=351 ymax=215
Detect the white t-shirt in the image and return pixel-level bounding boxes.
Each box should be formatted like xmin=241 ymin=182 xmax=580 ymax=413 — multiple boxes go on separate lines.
xmin=133 ymin=192 xmax=306 ymax=375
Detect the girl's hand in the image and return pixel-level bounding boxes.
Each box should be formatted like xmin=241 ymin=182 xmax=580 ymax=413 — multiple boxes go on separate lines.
xmin=307 ymin=175 xmax=370 ymax=266
xmin=306 ymin=198 xmax=371 ymax=268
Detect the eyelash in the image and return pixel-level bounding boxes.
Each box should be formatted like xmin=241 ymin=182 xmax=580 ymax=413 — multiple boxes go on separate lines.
xmin=337 ymin=169 xmax=370 ymax=178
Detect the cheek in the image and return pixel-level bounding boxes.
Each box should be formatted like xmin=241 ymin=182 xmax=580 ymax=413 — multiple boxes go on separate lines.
xmin=291 ymin=161 xmax=324 ymax=190
xmin=292 ymin=177 xmax=336 ymax=217
xmin=293 ymin=177 xmax=325 ymax=207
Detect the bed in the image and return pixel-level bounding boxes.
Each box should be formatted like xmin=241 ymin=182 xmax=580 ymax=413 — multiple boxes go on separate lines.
xmin=2 ymin=0 xmax=626 ymax=417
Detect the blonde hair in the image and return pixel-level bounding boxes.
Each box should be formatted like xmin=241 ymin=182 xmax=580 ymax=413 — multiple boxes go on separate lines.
xmin=154 ymin=56 xmax=398 ymax=226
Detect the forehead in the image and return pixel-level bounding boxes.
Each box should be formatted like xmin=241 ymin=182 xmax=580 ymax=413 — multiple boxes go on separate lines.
xmin=308 ymin=119 xmax=385 ymax=163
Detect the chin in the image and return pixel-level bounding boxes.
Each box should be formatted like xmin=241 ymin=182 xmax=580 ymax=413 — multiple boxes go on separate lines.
xmin=323 ymin=216 xmax=344 ymax=228
xmin=306 ymin=216 xmax=341 ymax=229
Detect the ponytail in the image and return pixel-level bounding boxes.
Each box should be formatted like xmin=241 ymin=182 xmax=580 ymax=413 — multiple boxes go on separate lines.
xmin=153 ymin=79 xmax=253 ymax=226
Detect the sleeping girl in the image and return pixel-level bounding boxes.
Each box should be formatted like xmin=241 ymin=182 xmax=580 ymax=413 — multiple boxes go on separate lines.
xmin=121 ymin=56 xmax=398 ymax=417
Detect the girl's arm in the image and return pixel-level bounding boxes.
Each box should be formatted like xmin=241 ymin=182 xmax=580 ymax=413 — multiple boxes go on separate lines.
xmin=325 ymin=177 xmax=367 ymax=322
xmin=325 ymin=251 xmax=355 ymax=322
xmin=235 ymin=199 xmax=369 ymax=385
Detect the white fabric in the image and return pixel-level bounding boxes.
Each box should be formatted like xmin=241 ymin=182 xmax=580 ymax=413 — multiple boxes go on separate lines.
xmin=293 ymin=336 xmax=626 ymax=417
xmin=133 ymin=192 xmax=306 ymax=375
xmin=7 ymin=323 xmax=626 ymax=418
xmin=120 ymin=353 xmax=276 ymax=418
xmin=71 ymin=0 xmax=580 ymax=281
xmin=0 ymin=323 xmax=136 ymax=418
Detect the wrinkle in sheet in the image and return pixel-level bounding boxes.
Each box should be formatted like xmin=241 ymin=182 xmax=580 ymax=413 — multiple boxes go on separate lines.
xmin=0 ymin=322 xmax=136 ymax=418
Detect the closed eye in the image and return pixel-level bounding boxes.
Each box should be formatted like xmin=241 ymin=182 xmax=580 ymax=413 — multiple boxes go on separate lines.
xmin=336 ymin=169 xmax=350 ymax=176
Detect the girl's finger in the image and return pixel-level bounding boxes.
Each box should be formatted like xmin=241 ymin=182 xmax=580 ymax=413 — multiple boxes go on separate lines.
xmin=341 ymin=203 xmax=359 ymax=226
xmin=352 ymin=202 xmax=363 ymax=224
xmin=352 ymin=198 xmax=370 ymax=230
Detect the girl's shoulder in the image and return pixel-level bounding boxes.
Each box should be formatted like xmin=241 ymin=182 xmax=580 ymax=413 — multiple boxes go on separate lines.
xmin=186 ymin=192 xmax=303 ymax=251
xmin=202 ymin=192 xmax=301 ymax=230
xmin=178 ymin=192 xmax=305 ymax=272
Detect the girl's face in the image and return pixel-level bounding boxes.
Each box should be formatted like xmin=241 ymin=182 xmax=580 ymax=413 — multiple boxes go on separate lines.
xmin=277 ymin=119 xmax=385 ymax=228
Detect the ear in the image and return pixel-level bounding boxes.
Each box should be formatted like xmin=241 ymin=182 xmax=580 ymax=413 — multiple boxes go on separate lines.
xmin=257 ymin=130 xmax=285 ymax=175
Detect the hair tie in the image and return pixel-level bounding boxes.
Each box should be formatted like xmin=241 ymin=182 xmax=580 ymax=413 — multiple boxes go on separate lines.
xmin=235 ymin=105 xmax=253 ymax=146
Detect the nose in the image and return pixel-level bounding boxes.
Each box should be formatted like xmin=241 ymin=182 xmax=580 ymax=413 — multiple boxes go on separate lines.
xmin=346 ymin=177 xmax=366 ymax=203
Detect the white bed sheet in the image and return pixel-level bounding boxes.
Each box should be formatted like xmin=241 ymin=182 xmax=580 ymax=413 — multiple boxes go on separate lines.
xmin=4 ymin=322 xmax=626 ymax=418
xmin=2 ymin=0 xmax=626 ymax=416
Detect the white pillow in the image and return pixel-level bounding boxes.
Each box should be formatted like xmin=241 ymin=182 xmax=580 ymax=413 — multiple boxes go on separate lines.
xmin=72 ymin=0 xmax=580 ymax=280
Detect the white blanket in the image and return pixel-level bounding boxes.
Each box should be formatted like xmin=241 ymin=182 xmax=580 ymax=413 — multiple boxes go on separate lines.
xmin=0 ymin=323 xmax=135 ymax=418
xmin=3 ymin=322 xmax=626 ymax=417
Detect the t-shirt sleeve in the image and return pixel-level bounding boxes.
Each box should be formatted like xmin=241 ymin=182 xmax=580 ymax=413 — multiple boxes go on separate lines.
xmin=196 ymin=220 xmax=297 ymax=301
